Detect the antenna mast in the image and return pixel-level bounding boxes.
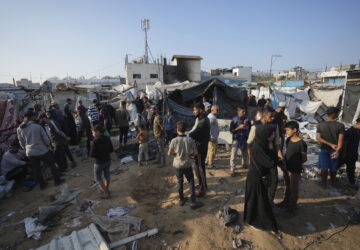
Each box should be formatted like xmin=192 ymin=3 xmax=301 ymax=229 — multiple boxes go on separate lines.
xmin=141 ymin=19 xmax=150 ymax=64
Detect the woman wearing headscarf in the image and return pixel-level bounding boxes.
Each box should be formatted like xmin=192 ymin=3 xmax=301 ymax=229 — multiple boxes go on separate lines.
xmin=243 ymin=125 xmax=278 ymax=232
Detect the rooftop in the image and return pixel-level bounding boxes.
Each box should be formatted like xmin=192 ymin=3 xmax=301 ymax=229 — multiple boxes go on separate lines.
xmin=171 ymin=55 xmax=203 ymax=61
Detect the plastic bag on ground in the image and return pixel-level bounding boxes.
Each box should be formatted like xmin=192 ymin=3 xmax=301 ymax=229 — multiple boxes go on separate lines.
xmin=24 ymin=217 xmax=47 ymax=240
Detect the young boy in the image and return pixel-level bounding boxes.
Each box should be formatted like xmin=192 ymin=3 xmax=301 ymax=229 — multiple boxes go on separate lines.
xmin=91 ymin=125 xmax=113 ymax=198
xmin=136 ymin=124 xmax=149 ymax=167
xmin=168 ymin=121 xmax=203 ymax=209
xmin=278 ymin=121 xmax=307 ymax=216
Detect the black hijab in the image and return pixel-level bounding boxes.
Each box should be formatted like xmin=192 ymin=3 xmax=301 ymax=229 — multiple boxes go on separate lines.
xmin=251 ymin=125 xmax=276 ymax=175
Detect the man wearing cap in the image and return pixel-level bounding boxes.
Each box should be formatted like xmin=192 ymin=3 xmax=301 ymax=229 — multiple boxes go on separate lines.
xmin=17 ymin=111 xmax=64 ymax=190
xmin=204 ymin=102 xmax=211 ymax=116
xmin=274 ymin=102 xmax=287 ymax=151
xmin=151 ymin=106 xmax=166 ymax=167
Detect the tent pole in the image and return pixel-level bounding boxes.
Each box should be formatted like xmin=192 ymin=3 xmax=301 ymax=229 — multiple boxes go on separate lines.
xmin=339 ymin=72 xmax=348 ymax=121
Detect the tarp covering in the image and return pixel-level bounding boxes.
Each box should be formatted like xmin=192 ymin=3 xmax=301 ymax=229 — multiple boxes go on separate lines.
xmin=272 ymin=87 xmax=322 ymax=119
xmin=343 ymin=82 xmax=360 ymax=123
xmin=167 ymin=78 xmax=247 ymax=119
xmin=250 ymin=87 xmax=270 ymax=99
xmin=312 ymin=89 xmax=343 ymax=107
xmin=279 ymin=81 xmax=304 ymax=87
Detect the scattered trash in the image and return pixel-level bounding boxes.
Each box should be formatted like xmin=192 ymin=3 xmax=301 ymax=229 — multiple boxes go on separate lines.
xmin=320 ymin=213 xmax=325 ymax=217
xmin=161 ymin=239 xmax=167 ymax=247
xmin=209 ymin=190 xmax=216 ymax=195
xmin=172 ymin=230 xmax=184 ymax=235
xmin=232 ymin=238 xmax=252 ymax=249
xmin=24 ymin=217 xmax=47 ymax=240
xmin=328 ymin=192 xmax=342 ymax=197
xmin=65 ymin=217 xmax=82 ymax=228
xmin=335 ymin=206 xmax=348 ymax=214
xmin=107 ymin=205 xmax=136 ymax=217
xmin=217 ymin=206 xmax=239 ymax=226
xmin=120 ymin=156 xmax=134 ymax=165
xmin=51 ymin=184 xmax=83 ymax=205
xmin=71 ymin=172 xmax=80 ymax=177
xmin=329 ymin=223 xmax=337 ymax=229
xmin=236 ymin=188 xmax=242 ymax=195
xmin=7 ymin=211 xmax=15 ymax=217
xmin=80 ymin=200 xmax=101 ymax=212
xmin=349 ymin=212 xmax=360 ymax=223
xmin=109 ymin=228 xmax=159 ymax=249
xmin=21 ymin=181 xmax=37 ymax=192
xmin=305 ymin=222 xmax=316 ymax=232
xmin=233 ymin=225 xmax=242 ymax=234
xmin=0 ymin=179 xmax=15 ymax=199
xmin=38 ymin=205 xmax=66 ymax=222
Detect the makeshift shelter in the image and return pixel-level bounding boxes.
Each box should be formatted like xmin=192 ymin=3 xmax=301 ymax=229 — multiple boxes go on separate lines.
xmin=166 ymin=78 xmax=248 ymax=120
xmin=342 ymin=70 xmax=360 ymax=123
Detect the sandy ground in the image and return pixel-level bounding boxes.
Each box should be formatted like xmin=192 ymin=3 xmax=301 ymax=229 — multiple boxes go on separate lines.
xmin=1 ymin=137 xmax=360 ymax=250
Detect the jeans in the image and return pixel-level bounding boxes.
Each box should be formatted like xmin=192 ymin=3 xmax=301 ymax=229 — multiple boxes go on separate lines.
xmin=319 ymin=149 xmax=338 ymax=172
xmin=174 ymin=167 xmax=196 ymax=202
xmin=194 ymin=147 xmax=207 ymax=192
xmin=138 ymin=143 xmax=149 ymax=162
xmin=29 ymin=151 xmax=61 ymax=188
xmin=230 ymin=140 xmax=248 ymax=171
xmin=94 ymin=161 xmax=111 ymax=184
xmin=119 ymin=126 xmax=129 ymax=145
xmin=165 ymin=129 xmax=175 ymax=145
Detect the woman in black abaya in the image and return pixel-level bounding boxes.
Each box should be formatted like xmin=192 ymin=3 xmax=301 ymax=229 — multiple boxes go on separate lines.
xmin=243 ymin=125 xmax=278 ymax=232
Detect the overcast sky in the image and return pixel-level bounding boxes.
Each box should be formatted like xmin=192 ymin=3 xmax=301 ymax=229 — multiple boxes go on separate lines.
xmin=1 ymin=0 xmax=359 ymax=83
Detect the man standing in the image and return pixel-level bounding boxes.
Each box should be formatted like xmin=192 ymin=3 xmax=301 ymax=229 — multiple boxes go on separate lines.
xmin=17 ymin=111 xmax=64 ymax=190
xmin=115 ymin=101 xmax=130 ymax=148
xmin=229 ymin=107 xmax=251 ymax=176
xmin=63 ymin=98 xmax=77 ymax=145
xmin=339 ymin=118 xmax=360 ymax=188
xmin=317 ymin=107 xmax=345 ymax=188
xmin=204 ymin=102 xmax=212 ymax=116
xmin=96 ymin=103 xmax=112 ymax=133
xmin=189 ymin=102 xmax=210 ymax=197
xmin=206 ymin=105 xmax=219 ymax=169
xmin=151 ymin=106 xmax=166 ymax=167
xmin=249 ymin=95 xmax=257 ymax=107
xmin=257 ymin=95 xmax=266 ymax=108
xmin=273 ymin=102 xmax=287 ymax=150
xmin=77 ymin=99 xmax=92 ymax=154
xmin=247 ymin=107 xmax=283 ymax=203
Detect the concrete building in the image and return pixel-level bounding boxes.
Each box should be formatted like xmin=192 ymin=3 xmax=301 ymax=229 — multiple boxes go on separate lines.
xmin=274 ymin=66 xmax=307 ymax=81
xmin=171 ymin=55 xmax=202 ymax=82
xmin=124 ymin=55 xmax=163 ymax=89
xmin=15 ymin=79 xmax=40 ymax=88
xmin=209 ymin=66 xmax=252 ymax=82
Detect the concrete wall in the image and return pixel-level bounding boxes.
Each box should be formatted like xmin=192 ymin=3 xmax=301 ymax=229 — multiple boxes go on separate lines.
xmin=232 ymin=67 xmax=252 ymax=82
xmin=172 ymin=59 xmax=201 ymax=82
xmin=125 ymin=63 xmax=163 ymax=89
xmin=163 ymin=65 xmax=178 ymax=83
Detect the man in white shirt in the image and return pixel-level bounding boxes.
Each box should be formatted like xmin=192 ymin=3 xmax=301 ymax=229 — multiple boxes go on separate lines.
xmin=206 ymin=105 xmax=219 ymax=169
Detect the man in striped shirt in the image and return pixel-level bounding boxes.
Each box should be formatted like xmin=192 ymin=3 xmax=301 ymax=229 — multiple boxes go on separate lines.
xmin=88 ymin=99 xmax=100 ymax=126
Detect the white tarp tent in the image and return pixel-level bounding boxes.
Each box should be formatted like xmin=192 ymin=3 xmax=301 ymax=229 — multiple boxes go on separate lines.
xmin=312 ymin=89 xmax=343 ymax=107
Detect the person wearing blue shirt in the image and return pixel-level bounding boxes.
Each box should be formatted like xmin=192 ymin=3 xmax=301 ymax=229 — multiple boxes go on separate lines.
xmin=229 ymin=107 xmax=251 ymax=177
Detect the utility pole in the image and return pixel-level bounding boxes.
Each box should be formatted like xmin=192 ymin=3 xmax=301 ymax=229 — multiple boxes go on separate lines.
xmin=270 ymin=54 xmax=282 ymax=77
xmin=141 ymin=19 xmax=150 ymax=64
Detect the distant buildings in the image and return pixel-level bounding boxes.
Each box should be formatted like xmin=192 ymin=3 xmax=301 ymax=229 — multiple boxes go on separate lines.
xmin=274 ymin=66 xmax=309 ymax=81
xmin=208 ymin=66 xmax=252 ymax=82
xmin=125 ymin=54 xmax=202 ymax=89
xmin=15 ymin=79 xmax=40 ymax=89
xmin=320 ymin=64 xmax=358 ymax=84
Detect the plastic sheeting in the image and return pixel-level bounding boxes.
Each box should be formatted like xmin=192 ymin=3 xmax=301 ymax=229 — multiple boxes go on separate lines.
xmin=272 ymin=87 xmax=322 ymax=119
xmin=312 ymin=89 xmax=343 ymax=107
xmin=343 ymin=82 xmax=360 ymax=123
xmin=250 ymin=87 xmax=270 ymax=99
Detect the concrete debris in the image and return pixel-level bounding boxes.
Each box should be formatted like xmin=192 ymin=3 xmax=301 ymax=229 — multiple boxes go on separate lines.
xmin=24 ymin=217 xmax=47 ymax=240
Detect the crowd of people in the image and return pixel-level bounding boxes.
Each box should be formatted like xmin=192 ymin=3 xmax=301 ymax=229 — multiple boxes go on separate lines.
xmin=1 ymin=94 xmax=359 ymax=234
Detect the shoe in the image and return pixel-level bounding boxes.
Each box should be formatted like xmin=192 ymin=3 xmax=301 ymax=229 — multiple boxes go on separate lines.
xmin=179 ymin=198 xmax=187 ymax=206
xmin=195 ymin=190 xmax=205 ymax=198
xmin=207 ymin=165 xmax=216 ymax=169
xmin=55 ymin=179 xmax=65 ymax=186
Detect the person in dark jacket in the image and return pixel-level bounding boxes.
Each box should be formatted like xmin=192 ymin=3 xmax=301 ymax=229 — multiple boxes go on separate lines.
xmin=91 ymin=125 xmax=114 ymax=198
xmin=63 ymin=98 xmax=77 ymax=145
xmin=189 ymin=102 xmax=210 ymax=197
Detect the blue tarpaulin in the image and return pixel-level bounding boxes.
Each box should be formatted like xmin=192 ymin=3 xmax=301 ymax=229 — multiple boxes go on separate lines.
xmin=280 ymin=81 xmax=304 ymax=87
xmin=327 ymin=79 xmax=345 ymax=84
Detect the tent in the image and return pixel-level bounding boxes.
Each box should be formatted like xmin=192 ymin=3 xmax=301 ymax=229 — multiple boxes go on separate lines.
xmin=166 ymin=78 xmax=247 ymax=120
xmin=342 ymin=70 xmax=360 ymax=123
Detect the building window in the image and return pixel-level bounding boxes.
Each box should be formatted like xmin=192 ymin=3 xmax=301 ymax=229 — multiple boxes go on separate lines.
xmin=150 ymin=74 xmax=158 ymax=78
xmin=133 ymin=74 xmax=141 ymax=79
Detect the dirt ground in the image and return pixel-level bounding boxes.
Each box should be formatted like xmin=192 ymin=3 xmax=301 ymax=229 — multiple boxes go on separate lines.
xmin=1 ymin=137 xmax=360 ymax=250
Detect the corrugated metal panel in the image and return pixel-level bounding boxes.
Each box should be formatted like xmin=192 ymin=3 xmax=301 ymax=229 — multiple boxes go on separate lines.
xmin=35 ymin=223 xmax=110 ymax=250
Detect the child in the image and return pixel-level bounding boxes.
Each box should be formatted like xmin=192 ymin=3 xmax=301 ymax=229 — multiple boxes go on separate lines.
xmin=91 ymin=125 xmax=113 ymax=198
xmin=168 ymin=121 xmax=203 ymax=209
xmin=278 ymin=121 xmax=307 ymax=216
xmin=78 ymin=130 xmax=88 ymax=161
xmin=136 ymin=124 xmax=149 ymax=167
